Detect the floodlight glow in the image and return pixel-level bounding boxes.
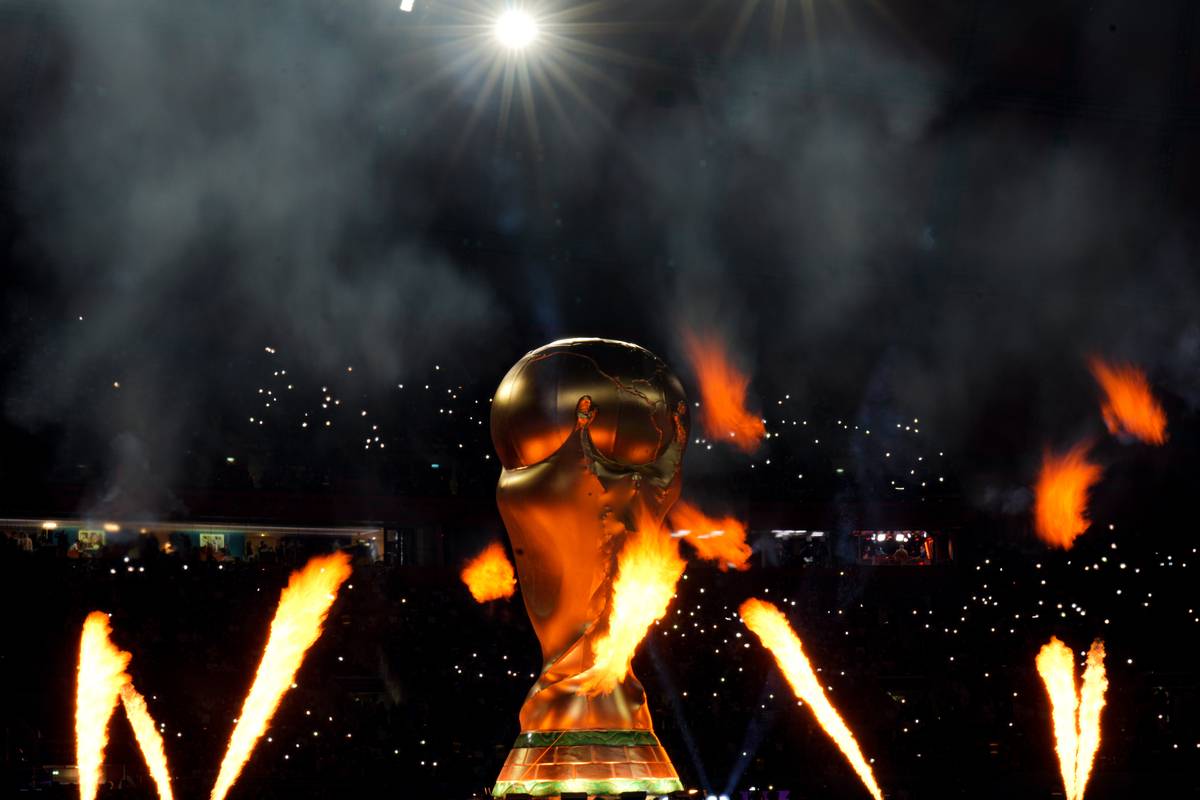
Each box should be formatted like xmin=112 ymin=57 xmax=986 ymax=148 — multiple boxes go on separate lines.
xmin=400 ymin=0 xmax=414 ymax=11
xmin=495 ymin=9 xmax=539 ymax=49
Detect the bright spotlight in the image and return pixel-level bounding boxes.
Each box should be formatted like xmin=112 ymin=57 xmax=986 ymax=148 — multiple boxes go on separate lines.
xmin=495 ymin=9 xmax=538 ymax=49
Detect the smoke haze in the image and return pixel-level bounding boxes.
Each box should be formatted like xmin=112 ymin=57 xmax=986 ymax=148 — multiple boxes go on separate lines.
xmin=2 ymin=0 xmax=1196 ymax=510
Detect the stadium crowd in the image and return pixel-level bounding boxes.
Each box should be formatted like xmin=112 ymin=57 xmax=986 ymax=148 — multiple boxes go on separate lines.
xmin=2 ymin=521 xmax=1196 ymax=799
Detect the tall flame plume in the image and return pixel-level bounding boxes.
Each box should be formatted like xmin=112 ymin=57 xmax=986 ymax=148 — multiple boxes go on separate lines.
xmin=120 ymin=686 xmax=175 ymax=800
xmin=1036 ymin=637 xmax=1108 ymax=800
xmin=578 ymin=512 xmax=686 ymax=695
xmin=1037 ymin=637 xmax=1079 ymax=800
xmin=739 ymin=598 xmax=883 ymax=800
xmin=1076 ymin=642 xmax=1108 ymax=800
xmin=210 ymin=552 xmax=353 ymax=800
xmin=668 ymin=499 xmax=752 ymax=571
xmin=1033 ymin=441 xmax=1103 ymax=549
xmin=461 ymin=541 xmax=517 ymax=602
xmin=76 ymin=614 xmax=174 ymax=800
xmin=682 ymin=330 xmax=765 ymax=453
xmin=76 ymin=612 xmax=132 ymax=800
xmin=1088 ymin=358 xmax=1167 ymax=445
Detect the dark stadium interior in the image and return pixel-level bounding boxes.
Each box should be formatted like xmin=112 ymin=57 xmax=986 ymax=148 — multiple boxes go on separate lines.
xmin=3 ymin=0 xmax=1200 ymax=798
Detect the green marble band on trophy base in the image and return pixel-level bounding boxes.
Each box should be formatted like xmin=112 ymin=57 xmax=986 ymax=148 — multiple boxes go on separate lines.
xmin=494 ymin=730 xmax=684 ymax=798
xmin=492 ymin=778 xmax=684 ymax=798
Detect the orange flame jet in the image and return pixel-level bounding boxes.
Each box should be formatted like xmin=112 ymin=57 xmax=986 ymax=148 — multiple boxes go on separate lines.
xmin=461 ymin=541 xmax=518 ymax=602
xmin=740 ymin=598 xmax=884 ymax=800
xmin=75 ymin=554 xmax=350 ymax=800
xmin=211 ymin=552 xmax=353 ymax=800
xmin=668 ymin=499 xmax=752 ymax=571
xmin=1088 ymin=358 xmax=1167 ymax=445
xmin=1036 ymin=637 xmax=1108 ymax=800
xmin=76 ymin=612 xmax=133 ymax=800
xmin=120 ymin=686 xmax=175 ymax=800
xmin=76 ymin=613 xmax=174 ymax=800
xmin=578 ymin=513 xmax=686 ymax=695
xmin=1033 ymin=441 xmax=1103 ymax=549
xmin=682 ymin=330 xmax=766 ymax=453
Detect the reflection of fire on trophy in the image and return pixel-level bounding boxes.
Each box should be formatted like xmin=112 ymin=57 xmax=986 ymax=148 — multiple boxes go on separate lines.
xmin=8 ymin=1 xmax=1193 ymax=798
xmin=490 ymin=338 xmax=690 ymax=797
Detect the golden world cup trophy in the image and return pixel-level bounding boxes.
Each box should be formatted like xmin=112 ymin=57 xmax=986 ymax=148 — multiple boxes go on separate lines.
xmin=490 ymin=338 xmax=688 ymax=798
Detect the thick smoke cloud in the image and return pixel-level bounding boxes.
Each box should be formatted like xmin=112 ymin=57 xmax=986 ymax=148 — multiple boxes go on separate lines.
xmin=590 ymin=26 xmax=1197 ymax=495
xmin=15 ymin=0 xmax=505 ymax=365
xmin=4 ymin=0 xmax=1197 ymax=511
xmin=6 ymin=0 xmax=509 ymax=511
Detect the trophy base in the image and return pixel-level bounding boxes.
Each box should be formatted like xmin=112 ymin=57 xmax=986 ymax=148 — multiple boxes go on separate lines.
xmin=493 ymin=729 xmax=684 ymax=798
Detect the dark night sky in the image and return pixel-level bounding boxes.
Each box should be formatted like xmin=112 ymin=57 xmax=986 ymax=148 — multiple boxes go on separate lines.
xmin=1 ymin=0 xmax=1198 ymax=522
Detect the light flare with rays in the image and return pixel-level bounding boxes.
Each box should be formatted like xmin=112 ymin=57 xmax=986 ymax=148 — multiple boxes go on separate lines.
xmin=577 ymin=511 xmax=686 ymax=696
xmin=739 ymin=598 xmax=884 ymax=800
xmin=396 ymin=1 xmax=660 ymax=160
xmin=1036 ymin=637 xmax=1108 ymax=800
xmin=210 ymin=552 xmax=353 ymax=800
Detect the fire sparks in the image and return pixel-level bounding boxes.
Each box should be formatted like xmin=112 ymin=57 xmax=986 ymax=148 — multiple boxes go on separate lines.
xmin=210 ymin=552 xmax=353 ymax=800
xmin=460 ymin=541 xmax=517 ymax=602
xmin=668 ymin=499 xmax=752 ymax=571
xmin=121 ymin=685 xmax=175 ymax=800
xmin=76 ymin=612 xmax=132 ymax=800
xmin=1036 ymin=637 xmax=1108 ymax=800
xmin=578 ymin=514 xmax=686 ymax=695
xmin=681 ymin=330 xmax=765 ymax=453
xmin=1088 ymin=358 xmax=1167 ymax=445
xmin=739 ymin=598 xmax=883 ymax=800
xmin=1033 ymin=441 xmax=1103 ymax=550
